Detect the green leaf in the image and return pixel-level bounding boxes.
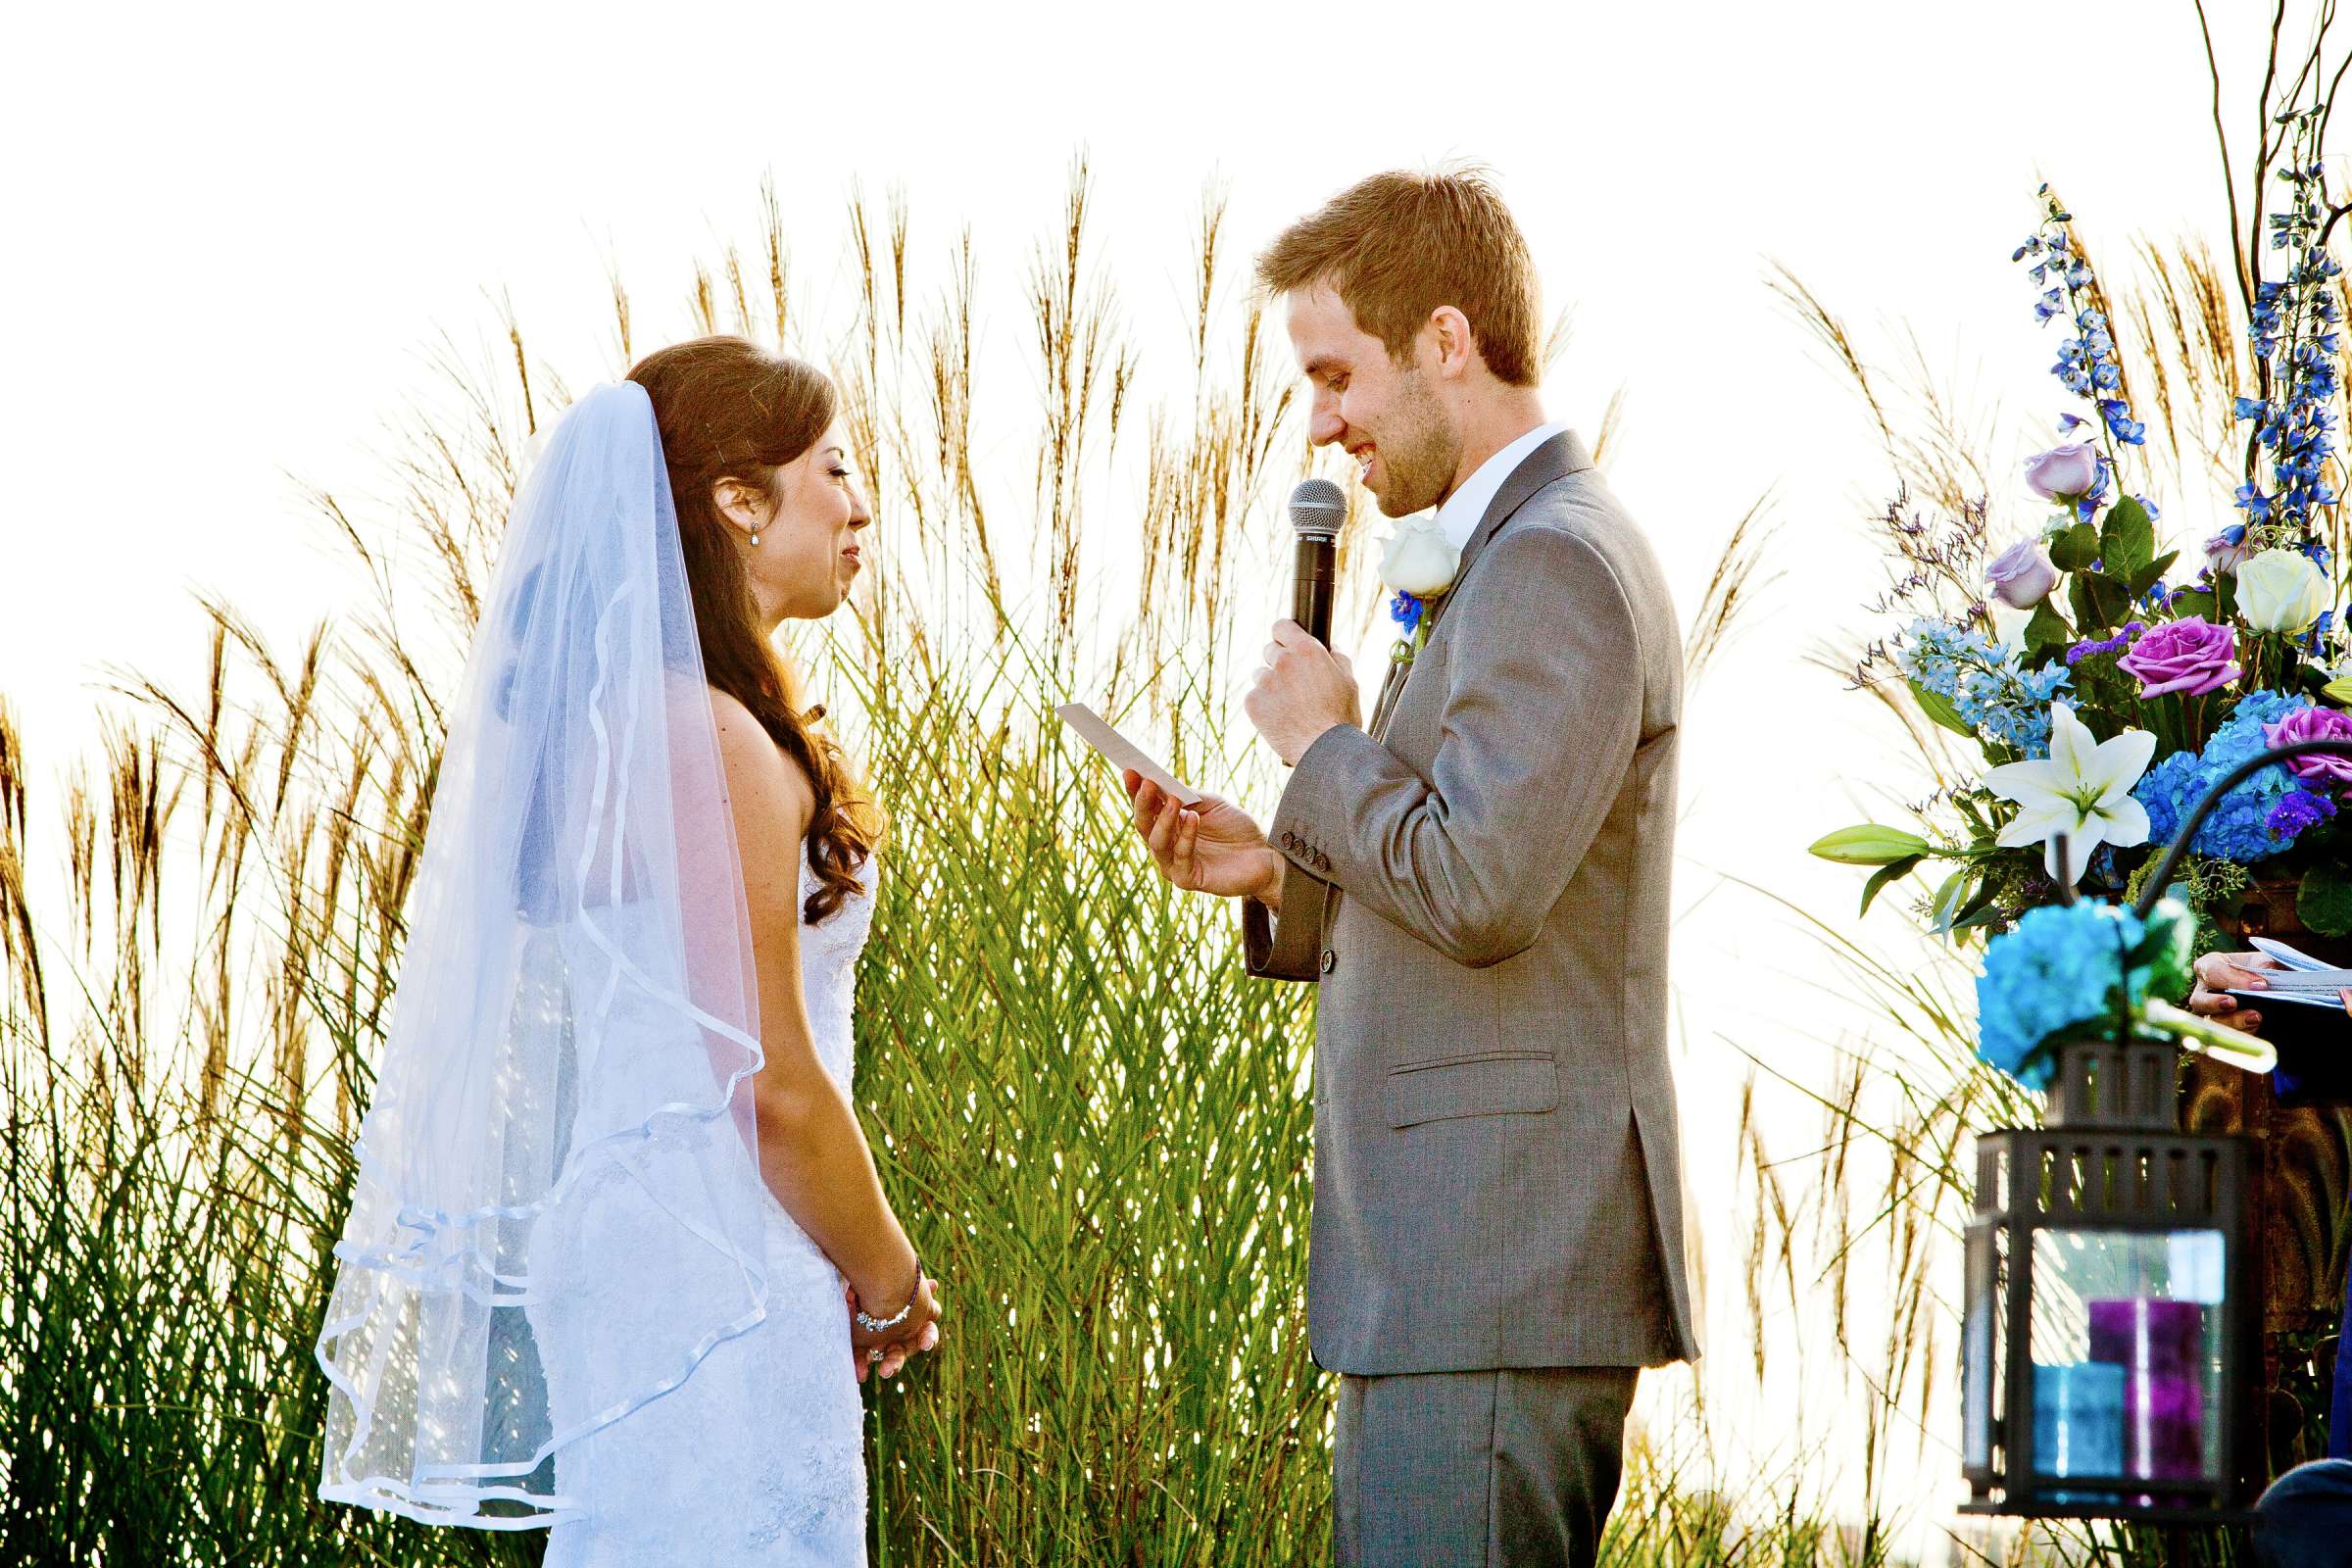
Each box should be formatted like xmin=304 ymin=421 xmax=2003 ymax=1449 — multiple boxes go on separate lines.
xmin=2171 ymin=588 xmax=2218 ymax=622
xmin=1929 ymin=868 xmax=1972 ymax=935
xmin=1907 ymin=677 xmax=1977 ymax=739
xmin=1953 ymin=901 xmax=2006 ymax=931
xmin=2100 ymin=495 xmax=2155 ymax=579
xmin=2048 ymin=522 xmax=2101 ymax=572
xmin=2023 ymin=600 xmax=2075 ymax=658
xmin=2299 ymin=861 xmax=2352 ymax=939
xmin=2129 ymin=550 xmax=2180 ymax=599
xmin=2070 ymin=570 xmax=2133 ymax=634
xmin=1810 ymin=824 xmax=1935 ymax=865
xmin=1860 ymin=855 xmax=1926 ymax=915
xmin=1952 ymin=877 xmax=2004 ymax=928
xmin=2323 ymin=677 xmax=2352 ymax=708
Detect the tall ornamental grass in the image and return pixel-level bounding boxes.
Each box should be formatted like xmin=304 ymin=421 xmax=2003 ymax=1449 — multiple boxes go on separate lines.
xmin=0 ymin=166 xmax=1893 ymax=1566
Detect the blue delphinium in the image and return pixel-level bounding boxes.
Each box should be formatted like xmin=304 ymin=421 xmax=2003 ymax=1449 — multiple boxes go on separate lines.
xmin=2015 ymin=197 xmax=2148 ymax=456
xmin=1897 ymin=617 xmax=2074 ymax=757
xmin=2133 ymin=689 xmax=2321 ymax=862
xmin=2233 ymin=109 xmax=2341 ymax=545
xmin=1976 ymin=900 xmax=2191 ymax=1091
xmin=1389 ymin=590 xmax=1424 ymax=635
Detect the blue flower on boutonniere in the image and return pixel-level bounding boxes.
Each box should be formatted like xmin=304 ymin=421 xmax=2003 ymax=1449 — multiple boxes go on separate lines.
xmin=1379 ymin=515 xmax=1462 ymax=669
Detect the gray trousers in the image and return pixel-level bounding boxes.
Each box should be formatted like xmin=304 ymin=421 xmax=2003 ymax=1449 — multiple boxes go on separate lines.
xmin=1333 ymin=1366 xmax=1639 ymax=1568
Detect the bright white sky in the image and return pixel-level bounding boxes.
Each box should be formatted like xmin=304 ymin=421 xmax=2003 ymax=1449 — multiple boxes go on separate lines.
xmin=4 ymin=1 xmax=2308 ymax=1556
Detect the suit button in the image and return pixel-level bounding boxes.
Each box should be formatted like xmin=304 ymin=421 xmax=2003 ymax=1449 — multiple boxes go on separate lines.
xmin=1319 ymin=948 xmax=1337 ymax=974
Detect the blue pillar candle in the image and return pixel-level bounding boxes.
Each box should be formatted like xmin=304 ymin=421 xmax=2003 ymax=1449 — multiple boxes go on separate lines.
xmin=2034 ymin=1360 xmax=2128 ymax=1478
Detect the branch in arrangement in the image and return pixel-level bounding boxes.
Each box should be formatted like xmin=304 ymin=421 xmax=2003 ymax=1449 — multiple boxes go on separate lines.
xmin=2195 ymin=0 xmax=2253 ymax=312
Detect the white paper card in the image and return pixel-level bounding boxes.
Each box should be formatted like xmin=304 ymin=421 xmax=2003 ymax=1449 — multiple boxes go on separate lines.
xmin=1054 ymin=703 xmax=1204 ymax=806
xmin=2251 ymin=936 xmax=2335 ymax=972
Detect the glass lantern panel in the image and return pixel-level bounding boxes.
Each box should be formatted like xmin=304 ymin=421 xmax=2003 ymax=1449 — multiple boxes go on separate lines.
xmin=2027 ymin=1227 xmax=2226 ymax=1486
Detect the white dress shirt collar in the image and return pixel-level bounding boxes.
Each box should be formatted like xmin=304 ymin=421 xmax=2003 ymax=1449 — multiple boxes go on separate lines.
xmin=1431 ymin=419 xmax=1571 ymax=552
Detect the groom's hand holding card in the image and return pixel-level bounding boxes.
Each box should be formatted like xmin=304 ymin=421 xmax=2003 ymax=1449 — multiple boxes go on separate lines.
xmin=1062 ymin=703 xmax=1285 ymax=907
xmin=1055 ymin=704 xmax=1203 ymax=806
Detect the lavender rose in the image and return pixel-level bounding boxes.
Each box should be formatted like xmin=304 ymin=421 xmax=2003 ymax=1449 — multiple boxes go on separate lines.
xmin=2204 ymin=524 xmax=2253 ymax=575
xmin=2116 ymin=617 xmax=2241 ymax=697
xmin=1986 ymin=538 xmax=2060 ymax=609
xmin=2025 ymin=443 xmax=2103 ymax=501
xmin=2265 ymin=704 xmax=2352 ymax=793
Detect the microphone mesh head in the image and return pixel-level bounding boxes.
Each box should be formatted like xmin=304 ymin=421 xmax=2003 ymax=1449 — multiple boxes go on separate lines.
xmin=1288 ymin=477 xmax=1348 ymax=537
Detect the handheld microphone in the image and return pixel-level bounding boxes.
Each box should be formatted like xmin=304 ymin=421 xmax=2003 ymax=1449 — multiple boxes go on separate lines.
xmin=1288 ymin=477 xmax=1346 ymax=645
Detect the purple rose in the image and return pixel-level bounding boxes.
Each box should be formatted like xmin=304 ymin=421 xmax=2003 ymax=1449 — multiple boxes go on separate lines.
xmin=2116 ymin=617 xmax=2241 ymax=697
xmin=2025 ymin=443 xmax=2104 ymax=501
xmin=2265 ymin=704 xmax=2352 ymax=793
xmin=1986 ymin=538 xmax=2060 ymax=609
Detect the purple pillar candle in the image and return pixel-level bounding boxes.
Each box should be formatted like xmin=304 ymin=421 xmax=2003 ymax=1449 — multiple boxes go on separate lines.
xmin=2088 ymin=1298 xmax=2207 ymax=1480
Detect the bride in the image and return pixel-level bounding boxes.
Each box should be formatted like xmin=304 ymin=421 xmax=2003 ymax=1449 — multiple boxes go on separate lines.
xmin=314 ymin=336 xmax=942 ymax=1563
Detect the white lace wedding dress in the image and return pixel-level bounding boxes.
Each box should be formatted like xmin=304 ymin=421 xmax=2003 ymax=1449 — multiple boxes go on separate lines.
xmin=532 ymin=839 xmax=878 ymax=1565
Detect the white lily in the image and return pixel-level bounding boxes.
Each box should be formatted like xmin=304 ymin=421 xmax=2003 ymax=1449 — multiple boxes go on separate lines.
xmin=1984 ymin=703 xmax=2157 ymax=886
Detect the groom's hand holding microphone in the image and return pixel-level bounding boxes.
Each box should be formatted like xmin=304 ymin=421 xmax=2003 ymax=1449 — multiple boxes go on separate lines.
xmin=1250 ymin=475 xmax=1358 ymax=767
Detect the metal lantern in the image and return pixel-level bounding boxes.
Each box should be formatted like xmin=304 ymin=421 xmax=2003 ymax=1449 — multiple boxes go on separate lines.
xmin=1959 ymin=1032 xmax=2261 ymax=1521
xmin=1958 ymin=736 xmax=2352 ymax=1524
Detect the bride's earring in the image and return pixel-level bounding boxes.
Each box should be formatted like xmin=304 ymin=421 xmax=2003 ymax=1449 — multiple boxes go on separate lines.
xmin=748 ymin=529 xmax=760 ymax=547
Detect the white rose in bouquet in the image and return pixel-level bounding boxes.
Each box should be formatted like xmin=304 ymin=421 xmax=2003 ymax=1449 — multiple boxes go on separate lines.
xmin=2236 ymin=547 xmax=2330 ymax=633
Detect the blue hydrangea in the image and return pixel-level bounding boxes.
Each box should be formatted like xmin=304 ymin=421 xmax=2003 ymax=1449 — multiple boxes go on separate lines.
xmin=2133 ymin=689 xmax=2319 ymax=863
xmin=1976 ymin=901 xmax=2191 ymax=1090
xmin=1897 ymin=617 xmax=2074 ymax=758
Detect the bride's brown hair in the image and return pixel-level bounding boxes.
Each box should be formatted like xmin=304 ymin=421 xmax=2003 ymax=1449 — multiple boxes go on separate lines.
xmin=626 ymin=335 xmax=883 ymax=923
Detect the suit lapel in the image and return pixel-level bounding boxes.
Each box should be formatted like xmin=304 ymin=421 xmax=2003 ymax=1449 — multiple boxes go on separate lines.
xmin=1316 ymin=427 xmax=1596 ymax=956
xmin=1367 ymin=654 xmax=1409 ymax=740
xmin=1369 ymin=428 xmax=1594 ymax=742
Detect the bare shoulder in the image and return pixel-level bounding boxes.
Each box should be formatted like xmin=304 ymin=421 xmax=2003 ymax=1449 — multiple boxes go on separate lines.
xmin=709 ymin=687 xmax=815 ymax=849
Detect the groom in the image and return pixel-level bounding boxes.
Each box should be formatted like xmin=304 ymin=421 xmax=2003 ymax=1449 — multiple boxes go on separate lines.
xmin=1125 ymin=168 xmax=1696 ymax=1567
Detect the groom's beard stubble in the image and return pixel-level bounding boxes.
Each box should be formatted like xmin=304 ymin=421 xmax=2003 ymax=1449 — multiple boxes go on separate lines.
xmin=1369 ymin=369 xmax=1461 ymax=518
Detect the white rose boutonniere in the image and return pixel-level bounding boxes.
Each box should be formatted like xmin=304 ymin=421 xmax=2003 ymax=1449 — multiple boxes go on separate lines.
xmin=1379 ymin=516 xmax=1463 ymax=668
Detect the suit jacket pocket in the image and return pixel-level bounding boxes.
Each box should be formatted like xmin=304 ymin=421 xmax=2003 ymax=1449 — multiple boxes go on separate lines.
xmin=1385 ymin=1050 xmax=1559 ymax=1129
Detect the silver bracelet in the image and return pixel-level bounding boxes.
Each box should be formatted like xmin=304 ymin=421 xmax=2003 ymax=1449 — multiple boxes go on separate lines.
xmin=854 ymin=1258 xmax=922 ymax=1333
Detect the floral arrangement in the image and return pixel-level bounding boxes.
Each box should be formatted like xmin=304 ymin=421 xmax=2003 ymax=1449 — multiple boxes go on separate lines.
xmin=1810 ymin=94 xmax=2352 ymax=1088
xmin=1973 ymin=896 xmax=2267 ymax=1090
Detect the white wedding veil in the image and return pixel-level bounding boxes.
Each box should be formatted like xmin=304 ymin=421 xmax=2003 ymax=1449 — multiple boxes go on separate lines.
xmin=314 ymin=379 xmax=772 ymax=1527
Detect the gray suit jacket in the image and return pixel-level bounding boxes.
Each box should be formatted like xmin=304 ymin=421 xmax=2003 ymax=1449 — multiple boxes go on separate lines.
xmin=1243 ymin=429 xmax=1697 ymax=1376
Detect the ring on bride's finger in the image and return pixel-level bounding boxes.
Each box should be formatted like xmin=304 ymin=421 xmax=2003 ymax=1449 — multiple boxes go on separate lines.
xmin=868 ymin=1348 xmax=884 ymax=1363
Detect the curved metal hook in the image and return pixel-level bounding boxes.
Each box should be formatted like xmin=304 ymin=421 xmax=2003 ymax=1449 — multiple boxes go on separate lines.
xmin=2131 ymin=736 xmax=2352 ymax=917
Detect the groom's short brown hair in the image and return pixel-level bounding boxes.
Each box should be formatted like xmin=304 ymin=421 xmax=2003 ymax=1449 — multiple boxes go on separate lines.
xmin=1257 ymin=166 xmax=1543 ymax=387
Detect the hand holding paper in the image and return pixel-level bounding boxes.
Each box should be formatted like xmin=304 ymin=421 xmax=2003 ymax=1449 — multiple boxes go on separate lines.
xmin=1054 ymin=704 xmax=1204 ymax=806
xmin=1059 ymin=703 xmax=1284 ymax=907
